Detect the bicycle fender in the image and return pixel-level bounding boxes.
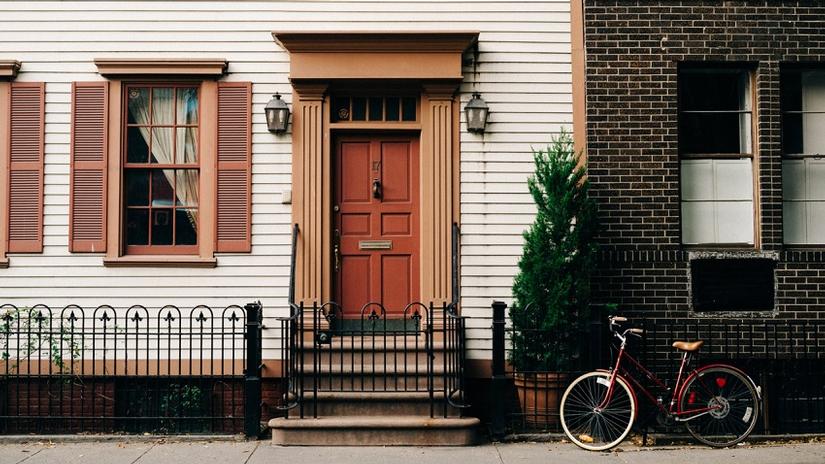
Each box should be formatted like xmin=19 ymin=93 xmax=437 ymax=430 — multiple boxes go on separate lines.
xmin=684 ymin=363 xmax=762 ymax=401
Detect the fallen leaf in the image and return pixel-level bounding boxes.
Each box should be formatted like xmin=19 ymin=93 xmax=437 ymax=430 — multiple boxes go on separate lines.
xmin=579 ymin=434 xmax=594 ymax=443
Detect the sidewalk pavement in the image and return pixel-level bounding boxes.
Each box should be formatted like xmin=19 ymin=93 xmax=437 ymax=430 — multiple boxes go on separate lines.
xmin=1 ymin=439 xmax=824 ymax=464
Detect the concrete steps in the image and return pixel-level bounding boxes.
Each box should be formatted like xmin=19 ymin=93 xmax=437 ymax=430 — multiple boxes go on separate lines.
xmin=269 ymin=416 xmax=480 ymax=446
xmin=270 ymin=334 xmax=477 ymax=446
xmin=290 ymin=391 xmax=462 ymax=416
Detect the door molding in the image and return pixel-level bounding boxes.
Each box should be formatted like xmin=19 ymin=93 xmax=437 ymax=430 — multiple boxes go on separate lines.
xmin=276 ymin=32 xmax=477 ymax=304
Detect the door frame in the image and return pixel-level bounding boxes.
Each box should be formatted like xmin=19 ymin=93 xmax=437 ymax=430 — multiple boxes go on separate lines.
xmin=275 ymin=32 xmax=477 ymax=306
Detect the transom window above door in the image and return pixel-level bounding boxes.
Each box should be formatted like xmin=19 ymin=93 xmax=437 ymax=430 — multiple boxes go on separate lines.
xmin=123 ymin=84 xmax=200 ymax=254
xmin=331 ymin=95 xmax=418 ymax=123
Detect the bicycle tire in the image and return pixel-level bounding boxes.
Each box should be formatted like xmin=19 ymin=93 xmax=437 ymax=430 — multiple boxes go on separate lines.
xmin=679 ymin=366 xmax=759 ymax=448
xmin=560 ymin=371 xmax=636 ymax=451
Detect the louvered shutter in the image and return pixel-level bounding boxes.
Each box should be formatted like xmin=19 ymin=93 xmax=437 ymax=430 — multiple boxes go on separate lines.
xmin=216 ymin=82 xmax=252 ymax=252
xmin=69 ymin=82 xmax=108 ymax=252
xmin=8 ymin=82 xmax=45 ymax=253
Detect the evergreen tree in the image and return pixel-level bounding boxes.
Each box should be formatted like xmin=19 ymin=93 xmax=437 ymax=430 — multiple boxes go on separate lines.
xmin=510 ymin=131 xmax=597 ymax=372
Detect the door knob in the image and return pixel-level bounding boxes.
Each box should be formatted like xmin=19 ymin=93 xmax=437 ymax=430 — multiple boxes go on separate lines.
xmin=372 ymin=178 xmax=382 ymax=199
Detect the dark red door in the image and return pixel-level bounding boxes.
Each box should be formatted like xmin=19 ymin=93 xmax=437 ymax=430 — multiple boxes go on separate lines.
xmin=334 ymin=135 xmax=420 ymax=317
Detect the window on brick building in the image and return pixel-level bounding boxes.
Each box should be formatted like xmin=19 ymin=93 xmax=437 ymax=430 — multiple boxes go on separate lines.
xmin=679 ymin=67 xmax=755 ymax=245
xmin=781 ymin=69 xmax=825 ymax=244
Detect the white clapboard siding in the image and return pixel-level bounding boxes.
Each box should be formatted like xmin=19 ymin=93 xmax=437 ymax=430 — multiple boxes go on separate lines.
xmin=0 ymin=0 xmax=572 ymax=362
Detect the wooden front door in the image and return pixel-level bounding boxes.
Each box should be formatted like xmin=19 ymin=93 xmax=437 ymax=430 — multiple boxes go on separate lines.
xmin=334 ymin=135 xmax=420 ymax=317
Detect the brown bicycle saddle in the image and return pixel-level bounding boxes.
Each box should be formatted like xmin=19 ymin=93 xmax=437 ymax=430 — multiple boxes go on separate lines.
xmin=672 ymin=340 xmax=704 ymax=352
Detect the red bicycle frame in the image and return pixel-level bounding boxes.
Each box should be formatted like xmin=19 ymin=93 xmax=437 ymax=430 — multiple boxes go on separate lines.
xmin=598 ymin=340 xmax=722 ymax=421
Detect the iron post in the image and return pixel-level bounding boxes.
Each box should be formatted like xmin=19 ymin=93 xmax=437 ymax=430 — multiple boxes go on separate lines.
xmin=244 ymin=301 xmax=263 ymax=438
xmin=491 ymin=300 xmax=507 ymax=440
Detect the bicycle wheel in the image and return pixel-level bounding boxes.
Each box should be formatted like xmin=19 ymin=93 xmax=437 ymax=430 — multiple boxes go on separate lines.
xmin=680 ymin=366 xmax=759 ymax=447
xmin=560 ymin=371 xmax=636 ymax=451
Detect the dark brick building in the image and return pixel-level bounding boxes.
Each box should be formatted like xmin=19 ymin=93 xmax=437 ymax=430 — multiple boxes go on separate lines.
xmin=584 ymin=1 xmax=825 ymax=329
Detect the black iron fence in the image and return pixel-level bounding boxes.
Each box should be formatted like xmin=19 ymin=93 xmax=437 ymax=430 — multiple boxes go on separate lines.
xmin=490 ymin=303 xmax=825 ymax=437
xmin=0 ymin=302 xmax=263 ymax=436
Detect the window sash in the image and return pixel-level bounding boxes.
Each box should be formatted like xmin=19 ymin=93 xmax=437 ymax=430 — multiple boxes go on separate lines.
xmin=122 ymin=83 xmax=200 ymax=254
xmin=681 ymin=159 xmax=754 ymax=245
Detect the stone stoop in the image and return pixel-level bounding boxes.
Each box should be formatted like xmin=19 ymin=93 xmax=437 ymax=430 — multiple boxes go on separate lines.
xmin=268 ymin=337 xmax=478 ymax=446
xmin=269 ymin=416 xmax=480 ymax=446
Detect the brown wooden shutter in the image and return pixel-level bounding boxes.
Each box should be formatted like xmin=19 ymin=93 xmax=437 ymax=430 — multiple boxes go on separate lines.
xmin=216 ymin=82 xmax=252 ymax=252
xmin=69 ymin=82 xmax=108 ymax=252
xmin=8 ymin=82 xmax=45 ymax=253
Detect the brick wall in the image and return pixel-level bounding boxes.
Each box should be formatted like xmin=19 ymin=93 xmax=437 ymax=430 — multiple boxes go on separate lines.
xmin=584 ymin=1 xmax=825 ymax=321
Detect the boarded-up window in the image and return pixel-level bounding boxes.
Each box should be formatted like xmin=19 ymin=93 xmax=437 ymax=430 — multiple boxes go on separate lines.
xmin=691 ymin=258 xmax=775 ymax=312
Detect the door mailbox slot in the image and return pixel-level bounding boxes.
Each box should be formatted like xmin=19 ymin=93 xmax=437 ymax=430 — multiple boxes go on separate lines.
xmin=359 ymin=240 xmax=392 ymax=250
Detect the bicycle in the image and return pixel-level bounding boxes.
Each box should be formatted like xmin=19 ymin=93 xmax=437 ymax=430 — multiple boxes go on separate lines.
xmin=560 ymin=316 xmax=761 ymax=451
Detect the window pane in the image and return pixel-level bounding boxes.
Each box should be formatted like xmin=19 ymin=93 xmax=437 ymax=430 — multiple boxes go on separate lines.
xmin=176 ymin=209 xmax=198 ymax=245
xmin=176 ymin=87 xmax=199 ymax=125
xmin=808 ymin=201 xmax=825 ymax=243
xmin=126 ymin=127 xmax=150 ymax=163
xmin=368 ymin=97 xmax=383 ymax=121
xmin=782 ymin=159 xmax=807 ymax=200
xmin=175 ymin=169 xmax=199 ymax=206
xmin=808 ymin=159 xmax=825 ymax=200
xmin=150 ymin=127 xmax=174 ymax=163
xmin=681 ymin=160 xmax=714 ymax=201
xmin=125 ymin=170 xmax=149 ymax=206
xmin=151 ymin=209 xmax=173 ymax=245
xmin=126 ymin=209 xmax=149 ymax=245
xmin=802 ymin=71 xmax=825 ymax=112
xmin=127 ymin=88 xmax=149 ymax=125
xmin=679 ymin=113 xmax=750 ymax=154
xmin=716 ymin=201 xmax=753 ymax=244
xmin=681 ymin=71 xmax=749 ymax=111
xmin=351 ymin=97 xmax=366 ymax=121
xmin=332 ymin=96 xmax=350 ymax=122
xmin=781 ymin=71 xmax=803 ymax=113
xmin=385 ymin=97 xmax=400 ymax=121
xmin=151 ymin=88 xmax=174 ymax=125
xmin=176 ymin=127 xmax=198 ymax=164
xmin=782 ymin=112 xmax=804 ymax=155
xmin=803 ymin=113 xmax=825 ymax=154
xmin=151 ymin=170 xmax=175 ymax=207
xmin=783 ymin=200 xmax=806 ymax=244
xmin=681 ymin=201 xmax=716 ymax=244
xmin=715 ymin=159 xmax=753 ymax=201
xmin=402 ymin=97 xmax=416 ymax=121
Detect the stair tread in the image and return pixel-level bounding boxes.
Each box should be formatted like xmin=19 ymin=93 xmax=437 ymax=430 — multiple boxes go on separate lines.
xmin=300 ymin=364 xmax=446 ymax=373
xmin=268 ymin=416 xmax=479 ymax=429
xmin=299 ymin=391 xmax=438 ymax=400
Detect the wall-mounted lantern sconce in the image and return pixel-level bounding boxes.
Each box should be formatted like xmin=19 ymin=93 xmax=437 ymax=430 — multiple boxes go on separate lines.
xmin=464 ymin=92 xmax=489 ymax=133
xmin=265 ymin=93 xmax=290 ymax=133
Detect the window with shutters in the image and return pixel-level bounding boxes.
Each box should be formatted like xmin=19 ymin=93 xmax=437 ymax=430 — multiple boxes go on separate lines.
xmin=678 ymin=66 xmax=757 ymax=246
xmin=71 ymin=60 xmax=251 ymax=266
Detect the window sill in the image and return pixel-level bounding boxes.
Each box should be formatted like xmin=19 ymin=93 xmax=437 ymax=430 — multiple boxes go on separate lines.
xmin=103 ymin=256 xmax=217 ymax=268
